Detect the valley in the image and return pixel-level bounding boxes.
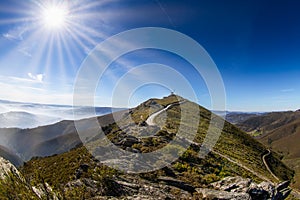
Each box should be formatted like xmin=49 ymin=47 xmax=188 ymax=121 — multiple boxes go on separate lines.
xmin=230 ymin=110 xmax=300 ymax=192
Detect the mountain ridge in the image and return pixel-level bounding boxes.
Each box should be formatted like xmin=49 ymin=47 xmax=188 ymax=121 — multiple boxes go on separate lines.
xmin=0 ymin=95 xmax=296 ymax=199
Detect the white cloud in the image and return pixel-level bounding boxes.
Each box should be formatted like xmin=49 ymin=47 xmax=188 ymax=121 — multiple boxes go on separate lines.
xmin=18 ymin=47 xmax=32 ymax=57
xmin=2 ymin=25 xmax=28 ymax=41
xmin=0 ymin=75 xmax=74 ymax=105
xmin=280 ymin=88 xmax=294 ymax=93
xmin=28 ymin=73 xmax=44 ymax=82
xmin=2 ymin=33 xmax=19 ymax=41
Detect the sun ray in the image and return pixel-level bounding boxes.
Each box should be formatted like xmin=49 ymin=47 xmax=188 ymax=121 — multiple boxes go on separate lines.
xmin=0 ymin=17 xmax=35 ymax=25
xmin=65 ymin=28 xmax=94 ymax=55
xmin=69 ymin=20 xmax=107 ymax=39
xmin=56 ymin=33 xmax=69 ymax=82
xmin=70 ymin=0 xmax=111 ymax=13
xmin=0 ymin=0 xmax=111 ymax=102
xmin=68 ymin=27 xmax=99 ymax=48
xmin=60 ymin=34 xmax=82 ymax=74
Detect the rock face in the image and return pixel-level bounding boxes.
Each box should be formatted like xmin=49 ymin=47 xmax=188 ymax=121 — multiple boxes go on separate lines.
xmin=0 ymin=156 xmax=58 ymax=199
xmin=32 ymin=183 xmax=58 ymax=200
xmin=196 ymin=176 xmax=292 ymax=200
xmin=0 ymin=156 xmax=23 ymax=180
xmin=61 ymin=175 xmax=293 ymax=200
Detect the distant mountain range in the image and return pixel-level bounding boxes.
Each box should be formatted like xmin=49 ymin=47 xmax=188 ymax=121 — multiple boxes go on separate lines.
xmin=0 ymin=99 xmax=125 ymax=129
xmin=212 ymin=111 xmax=265 ymax=124
xmin=0 ymin=108 xmax=128 ymax=165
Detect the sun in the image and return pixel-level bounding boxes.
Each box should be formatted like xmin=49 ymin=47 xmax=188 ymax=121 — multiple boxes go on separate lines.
xmin=41 ymin=5 xmax=69 ymax=30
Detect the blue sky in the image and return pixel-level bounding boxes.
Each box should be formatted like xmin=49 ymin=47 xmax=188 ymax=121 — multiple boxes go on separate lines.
xmin=0 ymin=0 xmax=299 ymax=111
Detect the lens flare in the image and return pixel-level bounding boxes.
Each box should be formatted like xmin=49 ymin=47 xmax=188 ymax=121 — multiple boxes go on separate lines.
xmin=41 ymin=5 xmax=68 ymax=30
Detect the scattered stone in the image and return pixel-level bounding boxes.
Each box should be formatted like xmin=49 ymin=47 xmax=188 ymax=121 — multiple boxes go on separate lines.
xmin=203 ymin=176 xmax=292 ymax=200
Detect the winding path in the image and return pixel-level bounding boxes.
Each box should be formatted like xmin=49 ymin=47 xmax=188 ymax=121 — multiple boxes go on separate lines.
xmin=213 ymin=150 xmax=273 ymax=182
xmin=144 ymin=101 xmax=280 ymax=183
xmin=262 ymin=149 xmax=280 ymax=181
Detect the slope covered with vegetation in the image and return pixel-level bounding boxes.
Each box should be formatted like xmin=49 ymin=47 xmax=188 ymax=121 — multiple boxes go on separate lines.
xmin=0 ymin=95 xmax=294 ymax=199
xmin=235 ymin=110 xmax=300 ymax=190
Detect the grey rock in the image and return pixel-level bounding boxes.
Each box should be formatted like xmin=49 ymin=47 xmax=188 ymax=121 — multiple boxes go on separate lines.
xmin=208 ymin=176 xmax=292 ymax=200
xmin=258 ymin=181 xmax=275 ymax=197
xmin=32 ymin=182 xmax=59 ymax=200
xmin=0 ymin=157 xmax=58 ymax=199
xmin=196 ymin=188 xmax=251 ymax=200
xmin=211 ymin=176 xmax=252 ymax=193
xmin=0 ymin=156 xmax=23 ymax=181
xmin=121 ymin=136 xmax=140 ymax=147
xmin=158 ymin=176 xmax=195 ymax=193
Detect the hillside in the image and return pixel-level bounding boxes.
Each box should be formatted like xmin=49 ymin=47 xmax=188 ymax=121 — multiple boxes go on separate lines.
xmin=0 ymin=156 xmax=58 ymax=199
xmin=6 ymin=95 xmax=292 ymax=199
xmin=0 ymin=109 xmax=128 ymax=164
xmin=234 ymin=110 xmax=300 ymax=190
xmin=236 ymin=111 xmax=300 ymax=136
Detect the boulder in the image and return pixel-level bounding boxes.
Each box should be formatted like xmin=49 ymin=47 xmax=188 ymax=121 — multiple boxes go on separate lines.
xmin=208 ymin=176 xmax=291 ymax=200
xmin=211 ymin=176 xmax=252 ymax=193
xmin=196 ymin=188 xmax=251 ymax=200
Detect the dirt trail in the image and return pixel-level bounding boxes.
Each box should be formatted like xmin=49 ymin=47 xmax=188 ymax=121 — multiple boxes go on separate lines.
xmin=145 ymin=101 xmax=277 ymax=183
xmin=146 ymin=104 xmax=173 ymax=126
xmin=146 ymin=100 xmax=185 ymax=126
xmin=262 ymin=149 xmax=280 ymax=181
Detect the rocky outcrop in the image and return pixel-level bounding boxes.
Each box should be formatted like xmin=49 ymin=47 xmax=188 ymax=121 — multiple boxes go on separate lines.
xmin=0 ymin=155 xmax=293 ymax=199
xmin=196 ymin=176 xmax=292 ymax=200
xmin=64 ymin=175 xmax=192 ymax=199
xmin=32 ymin=182 xmax=59 ymax=200
xmin=196 ymin=188 xmax=251 ymax=200
xmin=0 ymin=156 xmax=58 ymax=199
xmin=158 ymin=176 xmax=195 ymax=193
xmin=0 ymin=156 xmax=23 ymax=180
